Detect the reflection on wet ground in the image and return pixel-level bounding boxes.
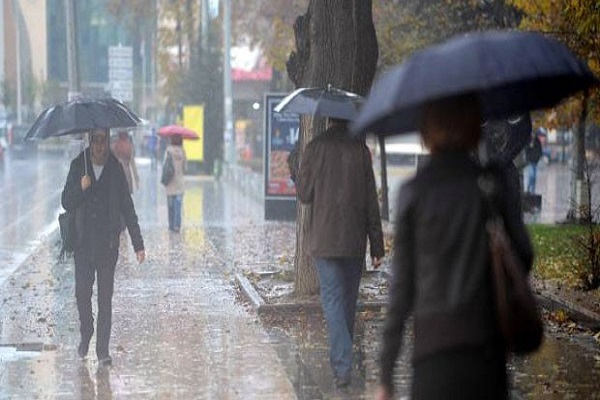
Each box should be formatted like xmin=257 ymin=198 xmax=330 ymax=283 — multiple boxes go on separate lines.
xmin=262 ymin=307 xmax=600 ymax=400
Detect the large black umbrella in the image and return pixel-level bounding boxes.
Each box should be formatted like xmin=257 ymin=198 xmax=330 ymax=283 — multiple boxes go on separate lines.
xmin=274 ymin=84 xmax=363 ymax=120
xmin=25 ymin=97 xmax=141 ymax=140
xmin=352 ymin=30 xmax=598 ymax=136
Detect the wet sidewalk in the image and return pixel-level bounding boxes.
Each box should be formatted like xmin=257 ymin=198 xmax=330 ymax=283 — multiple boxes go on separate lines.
xmin=0 ymin=166 xmax=296 ymax=399
xmin=1 ymin=158 xmax=600 ymax=399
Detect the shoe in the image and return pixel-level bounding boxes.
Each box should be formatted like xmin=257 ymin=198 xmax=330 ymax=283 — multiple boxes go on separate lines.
xmin=98 ymin=356 xmax=112 ymax=368
xmin=78 ymin=342 xmax=89 ymax=360
xmin=335 ymin=374 xmax=351 ymax=388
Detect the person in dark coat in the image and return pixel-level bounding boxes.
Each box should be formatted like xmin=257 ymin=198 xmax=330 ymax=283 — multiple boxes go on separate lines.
xmin=295 ymin=118 xmax=385 ymax=388
xmin=525 ymin=130 xmax=543 ymax=193
xmin=375 ymin=95 xmax=533 ymax=400
xmin=62 ymin=128 xmax=145 ymax=367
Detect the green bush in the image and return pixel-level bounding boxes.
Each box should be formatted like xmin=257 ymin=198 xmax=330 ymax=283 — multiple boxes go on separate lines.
xmin=529 ymin=224 xmax=600 ymax=290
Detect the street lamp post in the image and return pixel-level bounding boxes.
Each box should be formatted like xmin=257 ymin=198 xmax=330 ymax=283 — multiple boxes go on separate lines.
xmin=12 ymin=0 xmax=22 ymax=124
xmin=223 ymin=0 xmax=234 ymax=165
xmin=65 ymin=0 xmax=81 ymax=100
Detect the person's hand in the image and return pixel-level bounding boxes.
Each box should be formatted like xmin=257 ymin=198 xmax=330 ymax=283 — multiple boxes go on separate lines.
xmin=81 ymin=175 xmax=91 ymax=191
xmin=136 ymin=250 xmax=145 ymax=264
xmin=374 ymin=385 xmax=392 ymax=400
xmin=372 ymin=256 xmax=383 ymax=269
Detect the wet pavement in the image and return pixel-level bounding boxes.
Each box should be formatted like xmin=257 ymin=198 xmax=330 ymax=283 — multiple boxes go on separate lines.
xmin=0 ymin=153 xmax=295 ymax=399
xmin=0 ymin=151 xmax=599 ymax=399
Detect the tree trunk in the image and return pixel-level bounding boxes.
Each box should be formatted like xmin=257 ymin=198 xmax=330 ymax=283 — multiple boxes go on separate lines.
xmin=379 ymin=135 xmax=389 ymax=221
xmin=286 ymin=0 xmax=379 ymax=295
xmin=568 ymin=92 xmax=589 ymax=222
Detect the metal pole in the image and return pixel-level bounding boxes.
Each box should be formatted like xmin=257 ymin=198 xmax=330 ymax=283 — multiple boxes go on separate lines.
xmin=201 ymin=0 xmax=208 ymax=52
xmin=65 ymin=0 xmax=80 ymax=100
xmin=141 ymin=39 xmax=146 ymax=117
xmin=12 ymin=0 xmax=22 ymax=124
xmin=223 ymin=0 xmax=234 ymax=164
xmin=0 ymin=1 xmax=4 ymax=86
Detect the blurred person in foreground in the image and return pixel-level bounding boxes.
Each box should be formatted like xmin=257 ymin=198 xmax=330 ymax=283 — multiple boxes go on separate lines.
xmin=112 ymin=130 xmax=139 ymax=195
xmin=163 ymin=135 xmax=187 ymax=232
xmin=62 ymin=128 xmax=145 ymax=367
xmin=295 ymin=118 xmax=385 ymax=388
xmin=375 ymin=95 xmax=533 ymax=400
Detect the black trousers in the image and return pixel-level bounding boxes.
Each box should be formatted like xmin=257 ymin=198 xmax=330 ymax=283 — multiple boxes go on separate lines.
xmin=412 ymin=346 xmax=507 ymax=400
xmin=74 ymin=248 xmax=118 ymax=359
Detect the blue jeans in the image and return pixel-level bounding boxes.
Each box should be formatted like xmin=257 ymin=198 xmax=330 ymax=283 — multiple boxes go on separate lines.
xmin=526 ymin=162 xmax=538 ymax=193
xmin=316 ymin=257 xmax=363 ymax=379
xmin=167 ymin=194 xmax=182 ymax=231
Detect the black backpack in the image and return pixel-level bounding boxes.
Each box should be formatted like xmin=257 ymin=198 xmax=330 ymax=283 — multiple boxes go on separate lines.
xmin=161 ymin=152 xmax=175 ymax=186
xmin=58 ymin=211 xmax=76 ymax=260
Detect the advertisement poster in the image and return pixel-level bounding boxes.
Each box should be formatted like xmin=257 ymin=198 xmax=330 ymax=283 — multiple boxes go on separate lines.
xmin=182 ymin=105 xmax=204 ymax=162
xmin=265 ymin=94 xmax=300 ymax=198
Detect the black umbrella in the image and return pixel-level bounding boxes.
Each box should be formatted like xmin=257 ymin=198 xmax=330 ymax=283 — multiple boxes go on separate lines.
xmin=274 ymin=84 xmax=363 ymax=120
xmin=25 ymin=97 xmax=141 ymax=141
xmin=352 ymin=30 xmax=598 ymax=137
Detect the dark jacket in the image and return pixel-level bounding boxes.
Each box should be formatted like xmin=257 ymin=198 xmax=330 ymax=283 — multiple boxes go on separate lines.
xmin=379 ymin=151 xmax=533 ymax=389
xmin=525 ymin=135 xmax=542 ymax=164
xmin=61 ymin=150 xmax=144 ymax=256
xmin=296 ymin=124 xmax=384 ymax=259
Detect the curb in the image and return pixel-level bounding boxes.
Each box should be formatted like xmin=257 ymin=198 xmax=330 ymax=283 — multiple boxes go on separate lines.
xmin=235 ymin=273 xmax=387 ymax=314
xmin=535 ymin=290 xmax=600 ymax=330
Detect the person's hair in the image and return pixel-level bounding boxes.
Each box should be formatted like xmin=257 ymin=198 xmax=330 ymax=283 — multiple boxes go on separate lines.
xmin=171 ymin=135 xmax=183 ymax=146
xmin=421 ymin=94 xmax=481 ymax=154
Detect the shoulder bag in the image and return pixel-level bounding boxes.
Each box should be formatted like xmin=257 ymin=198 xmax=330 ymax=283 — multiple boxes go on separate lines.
xmin=479 ymin=173 xmax=544 ymax=354
xmin=161 ymin=152 xmax=175 ymax=186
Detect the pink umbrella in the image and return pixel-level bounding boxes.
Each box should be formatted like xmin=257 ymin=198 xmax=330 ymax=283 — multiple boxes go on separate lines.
xmin=158 ymin=125 xmax=199 ymax=140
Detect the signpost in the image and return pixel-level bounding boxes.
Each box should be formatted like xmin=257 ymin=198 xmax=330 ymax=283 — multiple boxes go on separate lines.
xmin=108 ymin=46 xmax=133 ymax=102
xmin=264 ymin=93 xmax=300 ymax=221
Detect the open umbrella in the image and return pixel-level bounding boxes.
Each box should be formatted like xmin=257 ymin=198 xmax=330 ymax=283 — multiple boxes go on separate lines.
xmin=352 ymin=30 xmax=598 ymax=137
xmin=274 ymin=84 xmax=363 ymax=120
xmin=25 ymin=97 xmax=140 ymax=140
xmin=158 ymin=125 xmax=199 ymax=140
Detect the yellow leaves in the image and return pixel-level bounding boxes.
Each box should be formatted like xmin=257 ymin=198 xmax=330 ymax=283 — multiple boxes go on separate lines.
xmin=549 ymin=308 xmax=570 ymax=324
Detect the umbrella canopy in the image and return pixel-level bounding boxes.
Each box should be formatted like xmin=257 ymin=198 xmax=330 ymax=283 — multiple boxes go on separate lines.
xmin=158 ymin=125 xmax=199 ymax=140
xmin=352 ymin=30 xmax=598 ymax=137
xmin=25 ymin=97 xmax=141 ymax=140
xmin=274 ymin=85 xmax=364 ymax=120
xmin=482 ymin=113 xmax=532 ymax=165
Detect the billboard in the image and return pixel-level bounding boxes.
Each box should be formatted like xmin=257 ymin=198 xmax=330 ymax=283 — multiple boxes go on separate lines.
xmin=264 ymin=94 xmax=299 ymax=198
xmin=183 ymin=105 xmax=204 ymax=162
xmin=264 ymin=94 xmax=299 ymax=220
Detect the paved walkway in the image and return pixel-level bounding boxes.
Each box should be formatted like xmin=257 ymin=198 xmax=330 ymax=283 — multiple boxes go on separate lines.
xmin=0 ymin=167 xmax=296 ymax=399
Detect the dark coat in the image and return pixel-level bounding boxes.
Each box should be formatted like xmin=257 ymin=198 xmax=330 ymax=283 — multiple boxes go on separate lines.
xmin=379 ymin=151 xmax=533 ymax=390
xmin=296 ymin=124 xmax=384 ymax=259
xmin=61 ymin=149 xmax=144 ymax=257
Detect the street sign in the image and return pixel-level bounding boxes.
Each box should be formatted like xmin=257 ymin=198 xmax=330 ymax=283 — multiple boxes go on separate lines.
xmin=108 ymin=45 xmax=133 ymax=102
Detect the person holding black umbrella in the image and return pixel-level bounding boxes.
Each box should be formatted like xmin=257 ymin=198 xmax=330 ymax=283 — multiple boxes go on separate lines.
xmin=62 ymin=128 xmax=145 ymax=367
xmin=295 ymin=118 xmax=384 ymax=388
xmin=375 ymin=95 xmax=533 ymax=399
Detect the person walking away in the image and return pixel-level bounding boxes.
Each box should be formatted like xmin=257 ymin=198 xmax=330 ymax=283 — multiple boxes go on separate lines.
xmin=112 ymin=130 xmax=139 ymax=194
xmin=164 ymin=135 xmax=187 ymax=232
xmin=525 ymin=130 xmax=543 ymax=193
xmin=375 ymin=95 xmax=534 ymax=400
xmin=61 ymin=129 xmax=145 ymax=367
xmin=147 ymin=128 xmax=158 ymax=171
xmin=295 ymin=118 xmax=384 ymax=388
